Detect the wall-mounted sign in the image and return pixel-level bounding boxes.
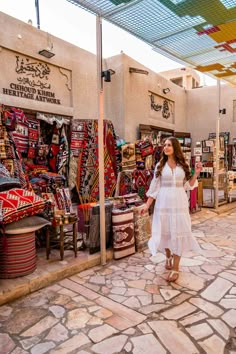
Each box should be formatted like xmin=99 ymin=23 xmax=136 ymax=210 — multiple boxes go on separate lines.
xmin=0 ymin=48 xmax=72 ymax=107
xmin=149 ymin=91 xmax=174 ymax=123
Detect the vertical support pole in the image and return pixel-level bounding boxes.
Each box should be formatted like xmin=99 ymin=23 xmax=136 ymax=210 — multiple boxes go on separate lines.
xmin=96 ymin=15 xmax=106 ymax=265
xmin=214 ymin=79 xmax=221 ymax=209
xmin=35 ymin=0 xmax=40 ymax=29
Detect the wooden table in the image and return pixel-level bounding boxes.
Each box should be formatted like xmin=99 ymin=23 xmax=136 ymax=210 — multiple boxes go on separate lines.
xmin=46 ymin=217 xmax=78 ymax=261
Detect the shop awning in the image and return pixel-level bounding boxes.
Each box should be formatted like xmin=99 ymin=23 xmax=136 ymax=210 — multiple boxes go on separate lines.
xmin=66 ymin=0 xmax=236 ymax=85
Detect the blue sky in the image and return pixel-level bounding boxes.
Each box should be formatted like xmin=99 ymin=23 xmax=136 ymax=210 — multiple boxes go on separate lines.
xmin=0 ymin=0 xmax=216 ymax=85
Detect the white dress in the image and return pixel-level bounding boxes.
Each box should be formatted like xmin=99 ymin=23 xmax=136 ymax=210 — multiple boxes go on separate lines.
xmin=147 ymin=163 xmax=200 ymax=257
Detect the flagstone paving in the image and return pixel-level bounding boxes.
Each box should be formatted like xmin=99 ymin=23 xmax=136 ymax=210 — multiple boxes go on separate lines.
xmin=1 ymin=208 xmax=236 ymax=353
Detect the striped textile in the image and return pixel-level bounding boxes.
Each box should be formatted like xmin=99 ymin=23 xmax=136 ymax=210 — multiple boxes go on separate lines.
xmin=112 ymin=208 xmax=135 ymax=259
xmin=0 ymin=231 xmax=36 ymax=278
xmin=74 ymin=119 xmax=118 ymax=202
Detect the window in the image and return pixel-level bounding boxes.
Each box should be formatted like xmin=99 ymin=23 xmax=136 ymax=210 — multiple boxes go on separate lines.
xmin=170 ymin=77 xmax=183 ymax=87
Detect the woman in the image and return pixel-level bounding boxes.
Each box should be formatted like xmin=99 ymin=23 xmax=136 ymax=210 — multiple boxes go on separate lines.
xmin=142 ymin=137 xmax=202 ymax=282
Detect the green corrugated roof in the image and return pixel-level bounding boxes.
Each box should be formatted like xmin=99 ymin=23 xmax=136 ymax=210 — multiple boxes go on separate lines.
xmin=66 ymin=0 xmax=236 ymax=85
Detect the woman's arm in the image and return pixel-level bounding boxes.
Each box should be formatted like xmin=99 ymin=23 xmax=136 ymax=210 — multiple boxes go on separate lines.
xmin=188 ymin=162 xmax=202 ymax=187
xmin=142 ymin=196 xmax=154 ymax=213
xmin=146 ymin=196 xmax=155 ymax=209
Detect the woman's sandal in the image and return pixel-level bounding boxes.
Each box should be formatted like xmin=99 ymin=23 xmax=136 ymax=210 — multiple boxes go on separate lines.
xmin=165 ymin=256 xmax=173 ymax=270
xmin=167 ymin=270 xmax=179 ymax=282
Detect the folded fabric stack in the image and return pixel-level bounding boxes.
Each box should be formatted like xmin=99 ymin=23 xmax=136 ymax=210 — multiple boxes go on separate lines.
xmin=30 ymin=177 xmax=48 ymax=194
xmin=0 ymin=162 xmax=21 ymax=192
xmin=25 ymin=163 xmax=49 ymax=177
xmin=26 ymin=164 xmax=49 ymax=194
xmin=39 ymin=172 xmax=66 ymax=193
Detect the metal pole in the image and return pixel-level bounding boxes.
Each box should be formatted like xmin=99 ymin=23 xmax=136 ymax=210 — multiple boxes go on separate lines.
xmin=96 ymin=15 xmax=106 ymax=265
xmin=35 ymin=0 xmax=40 ymax=29
xmin=214 ymin=79 xmax=221 ymax=209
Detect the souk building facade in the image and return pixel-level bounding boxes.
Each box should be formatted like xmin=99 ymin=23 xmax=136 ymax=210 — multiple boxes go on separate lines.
xmin=0 ymin=11 xmax=236 ymax=149
xmin=0 ymin=10 xmax=236 ymax=284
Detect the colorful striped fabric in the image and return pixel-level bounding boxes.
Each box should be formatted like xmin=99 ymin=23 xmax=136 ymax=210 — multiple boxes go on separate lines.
xmin=0 ymin=231 xmax=36 ymax=278
xmin=75 ymin=119 xmax=118 ymax=202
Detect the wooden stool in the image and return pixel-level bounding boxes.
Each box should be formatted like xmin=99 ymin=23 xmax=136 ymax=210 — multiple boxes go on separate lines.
xmin=46 ymin=218 xmax=78 ymax=260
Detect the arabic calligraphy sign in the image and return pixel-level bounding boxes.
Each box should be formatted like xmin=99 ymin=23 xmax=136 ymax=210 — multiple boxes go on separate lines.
xmin=0 ymin=49 xmax=72 ymax=107
xmin=149 ymin=91 xmax=175 ymax=124
xmin=15 ymin=56 xmax=51 ymax=89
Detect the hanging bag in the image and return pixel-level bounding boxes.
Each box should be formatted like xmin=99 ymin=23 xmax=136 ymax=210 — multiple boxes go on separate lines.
xmin=140 ymin=139 xmax=153 ymax=157
xmin=3 ymin=110 xmax=17 ymax=131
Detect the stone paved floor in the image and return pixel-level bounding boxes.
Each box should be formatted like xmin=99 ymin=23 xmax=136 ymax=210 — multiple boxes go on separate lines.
xmin=1 ymin=208 xmax=236 ymax=354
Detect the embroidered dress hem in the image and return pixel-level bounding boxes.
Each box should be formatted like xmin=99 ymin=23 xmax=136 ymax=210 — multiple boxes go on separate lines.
xmin=148 ymin=233 xmax=201 ymax=257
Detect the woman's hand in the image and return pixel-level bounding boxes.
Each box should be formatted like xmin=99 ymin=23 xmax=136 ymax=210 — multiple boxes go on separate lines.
xmin=141 ymin=203 xmax=149 ymax=215
xmin=195 ymin=162 xmax=203 ymax=176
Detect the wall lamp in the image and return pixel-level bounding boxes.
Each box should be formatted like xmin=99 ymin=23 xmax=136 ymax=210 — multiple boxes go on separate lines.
xmin=219 ymin=108 xmax=226 ymax=114
xmin=38 ymin=49 xmax=55 ymax=59
xmin=102 ymin=69 xmax=116 ymax=82
xmin=163 ymin=88 xmax=170 ymax=94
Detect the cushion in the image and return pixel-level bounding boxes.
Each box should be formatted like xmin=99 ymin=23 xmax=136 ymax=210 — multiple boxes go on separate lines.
xmin=0 ymin=188 xmax=46 ymax=224
xmin=5 ymin=216 xmax=51 ymax=234
xmin=0 ymin=177 xmax=21 ymax=192
xmin=112 ymin=208 xmax=135 ymax=259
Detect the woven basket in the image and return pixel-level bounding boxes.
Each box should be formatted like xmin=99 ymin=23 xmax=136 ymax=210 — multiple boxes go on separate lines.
xmin=0 ymin=231 xmax=36 ymax=278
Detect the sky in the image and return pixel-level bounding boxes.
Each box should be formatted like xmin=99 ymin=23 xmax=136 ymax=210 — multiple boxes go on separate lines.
xmin=0 ymin=0 xmax=216 ymax=86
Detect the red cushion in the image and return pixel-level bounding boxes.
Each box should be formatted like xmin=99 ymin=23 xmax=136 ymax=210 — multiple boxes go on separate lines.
xmin=0 ymin=188 xmax=46 ymax=224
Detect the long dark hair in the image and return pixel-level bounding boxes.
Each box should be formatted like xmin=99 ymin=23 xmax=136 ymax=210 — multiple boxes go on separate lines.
xmin=156 ymin=136 xmax=191 ymax=180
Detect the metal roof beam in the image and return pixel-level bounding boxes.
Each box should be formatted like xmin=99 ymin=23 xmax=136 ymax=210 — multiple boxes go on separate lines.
xmin=66 ymin=0 xmax=104 ymax=15
xmin=152 ymin=25 xmax=200 ymax=43
xmin=103 ymin=0 xmax=143 ymax=17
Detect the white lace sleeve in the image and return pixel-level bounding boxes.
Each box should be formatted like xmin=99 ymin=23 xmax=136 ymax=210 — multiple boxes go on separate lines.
xmin=184 ymin=179 xmax=198 ymax=191
xmin=146 ymin=164 xmax=160 ymax=199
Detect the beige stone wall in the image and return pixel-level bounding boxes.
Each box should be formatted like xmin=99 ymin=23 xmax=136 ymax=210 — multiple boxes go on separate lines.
xmin=186 ymin=85 xmax=236 ymax=146
xmin=160 ymin=67 xmax=201 ymax=89
xmin=0 ymin=11 xmax=98 ymax=119
xmin=103 ymin=54 xmax=188 ymax=142
xmin=119 ymin=54 xmax=187 ymax=142
xmin=103 ymin=54 xmax=125 ymax=139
